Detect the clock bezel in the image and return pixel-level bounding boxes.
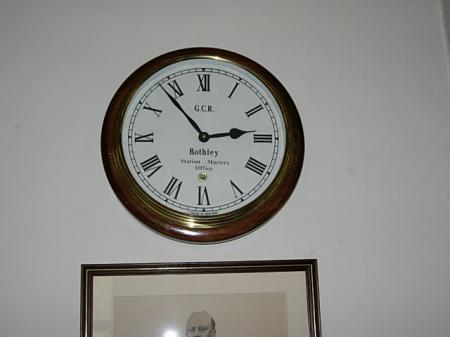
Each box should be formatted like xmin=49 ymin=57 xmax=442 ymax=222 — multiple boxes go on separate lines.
xmin=101 ymin=47 xmax=304 ymax=243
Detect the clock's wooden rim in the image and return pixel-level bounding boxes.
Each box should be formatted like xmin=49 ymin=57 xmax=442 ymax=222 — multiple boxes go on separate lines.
xmin=101 ymin=47 xmax=304 ymax=243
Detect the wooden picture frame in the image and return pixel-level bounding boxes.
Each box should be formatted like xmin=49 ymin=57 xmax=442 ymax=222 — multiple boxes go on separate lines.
xmin=80 ymin=259 xmax=321 ymax=337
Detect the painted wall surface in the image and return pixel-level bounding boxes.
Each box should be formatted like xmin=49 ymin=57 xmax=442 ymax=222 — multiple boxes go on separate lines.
xmin=1 ymin=1 xmax=449 ymax=336
xmin=443 ymin=0 xmax=450 ymax=56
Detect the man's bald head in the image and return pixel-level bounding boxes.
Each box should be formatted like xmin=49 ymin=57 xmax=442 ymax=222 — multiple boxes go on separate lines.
xmin=186 ymin=311 xmax=216 ymax=337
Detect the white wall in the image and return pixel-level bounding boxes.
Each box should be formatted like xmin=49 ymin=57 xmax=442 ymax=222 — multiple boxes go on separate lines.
xmin=1 ymin=1 xmax=449 ymax=336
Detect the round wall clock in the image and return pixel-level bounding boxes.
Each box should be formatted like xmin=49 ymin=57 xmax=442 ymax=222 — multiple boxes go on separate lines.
xmin=101 ymin=47 xmax=304 ymax=243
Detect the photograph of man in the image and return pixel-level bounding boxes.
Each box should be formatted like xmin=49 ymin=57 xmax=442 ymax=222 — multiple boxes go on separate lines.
xmin=185 ymin=311 xmax=216 ymax=337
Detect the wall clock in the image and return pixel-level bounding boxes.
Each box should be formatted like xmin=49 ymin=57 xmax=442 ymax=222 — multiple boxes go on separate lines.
xmin=101 ymin=48 xmax=304 ymax=243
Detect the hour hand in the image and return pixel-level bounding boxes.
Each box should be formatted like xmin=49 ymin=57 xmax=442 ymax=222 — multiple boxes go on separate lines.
xmin=159 ymin=84 xmax=203 ymax=134
xmin=209 ymin=128 xmax=256 ymax=139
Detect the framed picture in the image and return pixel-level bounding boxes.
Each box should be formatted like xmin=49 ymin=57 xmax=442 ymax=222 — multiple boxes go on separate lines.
xmin=80 ymin=259 xmax=321 ymax=337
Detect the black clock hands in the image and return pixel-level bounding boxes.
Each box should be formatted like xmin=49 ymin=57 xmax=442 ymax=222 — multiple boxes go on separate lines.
xmin=159 ymin=84 xmax=204 ymax=135
xmin=159 ymin=84 xmax=255 ymax=143
xmin=208 ymin=128 xmax=256 ymax=140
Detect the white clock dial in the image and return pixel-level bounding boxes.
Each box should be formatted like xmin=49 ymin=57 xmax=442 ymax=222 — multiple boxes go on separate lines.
xmin=121 ymin=59 xmax=286 ymax=216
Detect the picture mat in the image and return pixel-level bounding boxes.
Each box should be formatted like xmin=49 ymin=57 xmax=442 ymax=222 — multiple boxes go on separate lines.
xmin=93 ymin=271 xmax=308 ymax=337
xmin=114 ymin=292 xmax=286 ymax=337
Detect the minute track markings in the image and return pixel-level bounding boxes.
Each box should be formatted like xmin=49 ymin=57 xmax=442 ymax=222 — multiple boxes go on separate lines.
xmin=126 ymin=66 xmax=281 ymax=213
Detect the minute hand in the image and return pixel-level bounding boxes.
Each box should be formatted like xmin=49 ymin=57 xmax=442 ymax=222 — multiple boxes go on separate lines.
xmin=159 ymin=84 xmax=203 ymax=134
xmin=208 ymin=128 xmax=256 ymax=139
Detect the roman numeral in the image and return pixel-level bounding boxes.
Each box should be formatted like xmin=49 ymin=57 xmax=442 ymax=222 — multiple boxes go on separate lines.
xmin=163 ymin=176 xmax=182 ymax=199
xmin=228 ymin=82 xmax=239 ymax=98
xmin=245 ymin=104 xmax=263 ymax=118
xmin=134 ymin=132 xmax=154 ymax=143
xmin=140 ymin=155 xmax=162 ymax=177
xmin=196 ymin=74 xmax=211 ymax=92
xmin=230 ymin=180 xmax=244 ymax=198
xmin=245 ymin=157 xmax=267 ymax=176
xmin=143 ymin=102 xmax=162 ymax=117
xmin=166 ymin=80 xmax=184 ymax=98
xmin=197 ymin=186 xmax=211 ymax=205
xmin=253 ymin=134 xmax=273 ymax=143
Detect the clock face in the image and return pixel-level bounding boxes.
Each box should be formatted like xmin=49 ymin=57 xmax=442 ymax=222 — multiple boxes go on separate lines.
xmin=102 ymin=48 xmax=304 ymax=242
xmin=121 ymin=58 xmax=286 ymax=216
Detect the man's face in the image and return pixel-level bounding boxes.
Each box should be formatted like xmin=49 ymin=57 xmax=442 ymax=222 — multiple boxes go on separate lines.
xmin=186 ymin=312 xmax=216 ymax=337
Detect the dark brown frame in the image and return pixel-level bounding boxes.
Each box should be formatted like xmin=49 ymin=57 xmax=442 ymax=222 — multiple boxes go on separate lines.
xmin=80 ymin=259 xmax=321 ymax=337
xmin=101 ymin=47 xmax=304 ymax=243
